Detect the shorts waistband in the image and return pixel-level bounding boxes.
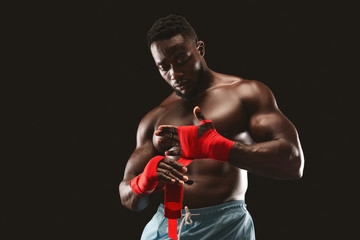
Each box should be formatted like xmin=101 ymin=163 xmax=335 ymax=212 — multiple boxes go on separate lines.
xmin=157 ymin=200 xmax=247 ymax=219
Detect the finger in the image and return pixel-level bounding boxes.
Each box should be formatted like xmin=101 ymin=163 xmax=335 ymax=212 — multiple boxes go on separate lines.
xmin=161 ymin=157 xmax=187 ymax=173
xmin=158 ymin=125 xmax=178 ymax=133
xmin=158 ymin=138 xmax=173 ymax=147
xmin=157 ymin=168 xmax=185 ymax=185
xmin=158 ymin=168 xmax=181 ymax=183
xmin=157 ymin=170 xmax=177 ymax=184
xmin=166 ymin=148 xmax=182 ymax=157
xmin=158 ymin=138 xmax=180 ymax=148
xmin=158 ymin=162 xmax=187 ymax=182
xmin=155 ymin=129 xmax=172 ymax=137
xmin=155 ymin=130 xmax=180 ymax=141
xmin=193 ymin=106 xmax=206 ymax=122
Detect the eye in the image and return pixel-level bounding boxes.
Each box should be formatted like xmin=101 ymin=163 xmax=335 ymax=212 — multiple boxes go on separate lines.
xmin=176 ymin=53 xmax=190 ymax=64
xmin=158 ymin=64 xmax=170 ymax=72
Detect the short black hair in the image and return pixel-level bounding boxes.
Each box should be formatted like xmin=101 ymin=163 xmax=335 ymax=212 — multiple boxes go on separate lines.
xmin=147 ymin=14 xmax=198 ymax=48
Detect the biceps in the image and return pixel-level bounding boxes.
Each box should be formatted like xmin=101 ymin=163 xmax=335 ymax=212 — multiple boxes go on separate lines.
xmin=249 ymin=111 xmax=297 ymax=143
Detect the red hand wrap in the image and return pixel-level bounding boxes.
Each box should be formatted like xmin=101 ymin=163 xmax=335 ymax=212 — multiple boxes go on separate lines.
xmin=130 ymin=156 xmax=165 ymax=197
xmin=164 ymin=158 xmax=193 ymax=240
xmin=177 ymin=120 xmax=234 ymax=161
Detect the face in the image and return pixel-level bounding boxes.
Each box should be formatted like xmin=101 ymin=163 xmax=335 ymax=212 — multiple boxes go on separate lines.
xmin=150 ymin=34 xmax=205 ymax=99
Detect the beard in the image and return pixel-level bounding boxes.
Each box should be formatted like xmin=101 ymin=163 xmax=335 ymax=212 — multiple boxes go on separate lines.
xmin=173 ymin=66 xmax=206 ymax=101
xmin=174 ymin=87 xmax=197 ymax=101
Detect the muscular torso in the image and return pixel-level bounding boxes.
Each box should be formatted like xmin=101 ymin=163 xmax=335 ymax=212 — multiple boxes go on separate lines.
xmin=152 ymin=76 xmax=254 ymax=208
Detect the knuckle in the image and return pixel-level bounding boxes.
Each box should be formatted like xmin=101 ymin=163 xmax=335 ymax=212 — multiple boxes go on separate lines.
xmin=169 ymin=167 xmax=177 ymax=174
xmin=163 ymin=158 xmax=171 ymax=165
xmin=162 ymin=158 xmax=170 ymax=164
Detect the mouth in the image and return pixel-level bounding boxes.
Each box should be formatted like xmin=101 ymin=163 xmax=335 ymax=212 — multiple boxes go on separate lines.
xmin=173 ymin=81 xmax=197 ymax=100
xmin=174 ymin=81 xmax=190 ymax=91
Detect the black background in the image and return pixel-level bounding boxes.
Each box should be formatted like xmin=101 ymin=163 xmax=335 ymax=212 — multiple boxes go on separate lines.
xmin=4 ymin=0 xmax=358 ymax=239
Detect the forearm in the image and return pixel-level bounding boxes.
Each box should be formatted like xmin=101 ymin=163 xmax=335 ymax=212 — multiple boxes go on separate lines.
xmin=119 ymin=180 xmax=150 ymax=212
xmin=228 ymin=139 xmax=303 ymax=180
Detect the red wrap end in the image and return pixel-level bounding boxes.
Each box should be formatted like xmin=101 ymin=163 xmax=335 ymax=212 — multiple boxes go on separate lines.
xmin=168 ymin=219 xmax=178 ymax=240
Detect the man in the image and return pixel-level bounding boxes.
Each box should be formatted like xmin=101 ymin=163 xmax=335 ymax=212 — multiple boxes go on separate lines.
xmin=119 ymin=14 xmax=304 ymax=240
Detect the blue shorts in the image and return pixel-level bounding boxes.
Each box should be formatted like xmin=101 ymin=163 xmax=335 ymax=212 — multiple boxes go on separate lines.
xmin=141 ymin=200 xmax=255 ymax=240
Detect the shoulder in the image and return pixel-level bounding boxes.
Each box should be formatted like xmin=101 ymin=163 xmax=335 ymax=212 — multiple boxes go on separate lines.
xmin=236 ymin=79 xmax=275 ymax=101
xmin=218 ymin=75 xmax=278 ymax=113
xmin=221 ymin=76 xmax=270 ymax=94
xmin=216 ymin=74 xmax=275 ymax=101
xmin=240 ymin=80 xmax=278 ymax=114
xmin=212 ymin=73 xmax=269 ymax=93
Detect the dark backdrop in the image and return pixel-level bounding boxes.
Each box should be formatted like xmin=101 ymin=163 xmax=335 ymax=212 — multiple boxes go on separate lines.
xmin=5 ymin=1 xmax=357 ymax=239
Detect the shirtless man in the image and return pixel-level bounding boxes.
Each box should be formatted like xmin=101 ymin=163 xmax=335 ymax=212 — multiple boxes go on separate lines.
xmin=119 ymin=14 xmax=304 ymax=240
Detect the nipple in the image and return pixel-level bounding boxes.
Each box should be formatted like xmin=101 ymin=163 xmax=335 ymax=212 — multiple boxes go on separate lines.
xmin=185 ymin=180 xmax=194 ymax=185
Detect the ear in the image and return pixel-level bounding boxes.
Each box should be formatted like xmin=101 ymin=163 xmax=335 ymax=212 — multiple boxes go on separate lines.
xmin=196 ymin=41 xmax=205 ymax=57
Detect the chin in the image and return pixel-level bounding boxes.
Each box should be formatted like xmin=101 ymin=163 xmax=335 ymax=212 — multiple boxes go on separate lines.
xmin=174 ymin=89 xmax=196 ymax=101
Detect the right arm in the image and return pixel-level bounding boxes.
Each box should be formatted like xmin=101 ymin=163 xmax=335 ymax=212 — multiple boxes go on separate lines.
xmin=119 ymin=107 xmax=187 ymax=212
xmin=119 ymin=145 xmax=157 ymax=211
xmin=119 ymin=108 xmax=160 ymax=212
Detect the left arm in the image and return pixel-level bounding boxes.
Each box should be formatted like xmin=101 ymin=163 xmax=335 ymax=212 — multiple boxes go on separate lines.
xmin=156 ymin=81 xmax=304 ymax=180
xmin=228 ymin=81 xmax=304 ymax=179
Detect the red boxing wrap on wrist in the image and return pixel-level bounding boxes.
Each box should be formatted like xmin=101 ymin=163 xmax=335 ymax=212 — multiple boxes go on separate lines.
xmin=130 ymin=155 xmax=165 ymax=197
xmin=177 ymin=120 xmax=234 ymax=161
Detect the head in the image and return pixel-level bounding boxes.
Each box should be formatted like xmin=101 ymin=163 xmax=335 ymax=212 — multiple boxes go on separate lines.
xmin=147 ymin=14 xmax=207 ymax=100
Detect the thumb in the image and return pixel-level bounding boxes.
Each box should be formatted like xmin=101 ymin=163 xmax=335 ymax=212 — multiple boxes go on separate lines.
xmin=193 ymin=106 xmax=206 ymax=122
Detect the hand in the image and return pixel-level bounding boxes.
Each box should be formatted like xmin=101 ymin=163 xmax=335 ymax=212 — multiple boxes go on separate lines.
xmin=155 ymin=106 xmax=214 ymax=156
xmin=157 ymin=157 xmax=188 ymax=185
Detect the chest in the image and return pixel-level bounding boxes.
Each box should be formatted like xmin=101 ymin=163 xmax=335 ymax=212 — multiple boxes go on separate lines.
xmin=152 ymin=90 xmax=252 ymax=174
xmin=155 ymin=90 xmax=249 ymax=139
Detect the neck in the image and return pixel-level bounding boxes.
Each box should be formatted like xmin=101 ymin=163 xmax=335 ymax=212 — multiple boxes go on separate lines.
xmin=198 ymin=59 xmax=217 ymax=91
xmin=202 ymin=69 xmax=217 ymax=89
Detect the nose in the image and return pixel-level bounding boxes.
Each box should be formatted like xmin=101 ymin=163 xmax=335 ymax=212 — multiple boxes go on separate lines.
xmin=169 ymin=67 xmax=184 ymax=81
